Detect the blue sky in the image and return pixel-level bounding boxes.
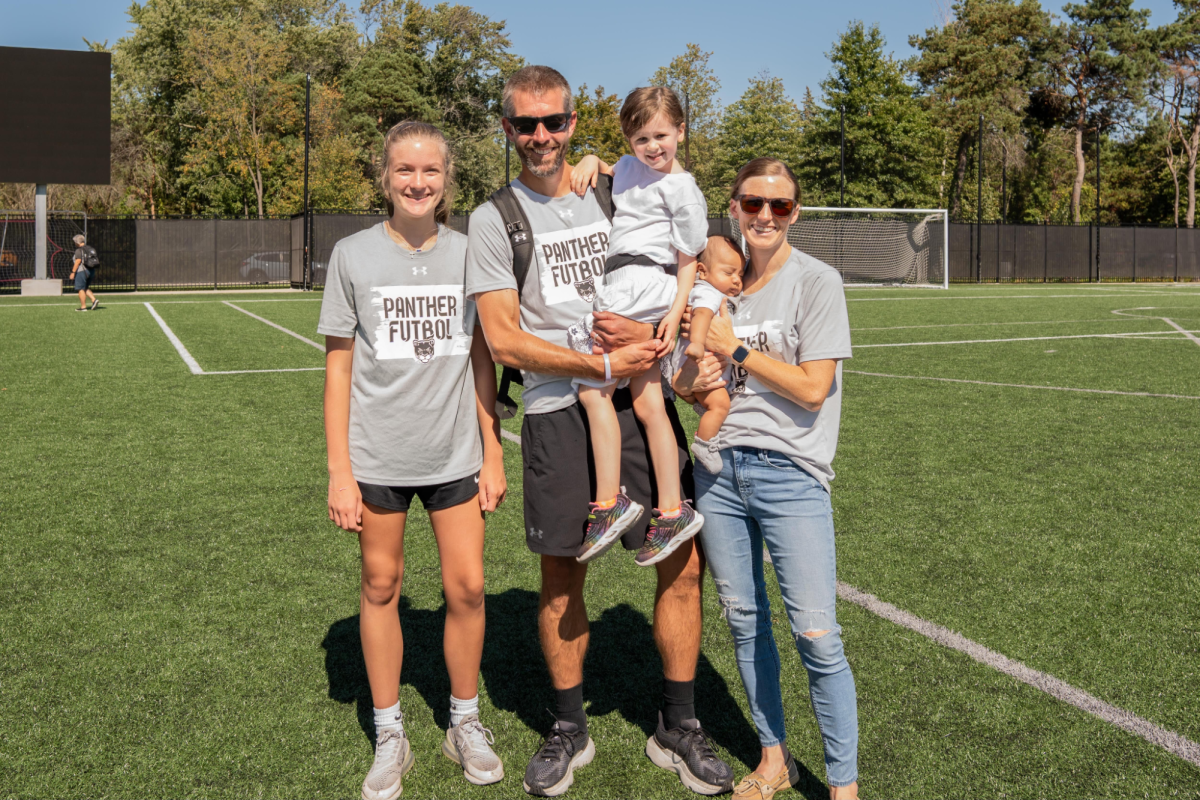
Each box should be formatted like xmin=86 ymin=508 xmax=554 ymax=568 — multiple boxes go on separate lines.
xmin=0 ymin=0 xmax=1182 ymax=107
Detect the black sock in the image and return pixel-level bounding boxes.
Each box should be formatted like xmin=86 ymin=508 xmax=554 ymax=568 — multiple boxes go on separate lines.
xmin=662 ymin=678 xmax=696 ymax=730
xmin=554 ymin=683 xmax=587 ymax=732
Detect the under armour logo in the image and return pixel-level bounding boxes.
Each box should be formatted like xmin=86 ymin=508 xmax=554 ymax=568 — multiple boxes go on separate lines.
xmin=528 ymin=527 xmax=544 ymax=539
xmin=558 ymin=209 xmax=574 ymax=219
xmin=513 ymin=232 xmax=528 ymax=244
xmin=412 ymin=266 xmax=427 ymax=275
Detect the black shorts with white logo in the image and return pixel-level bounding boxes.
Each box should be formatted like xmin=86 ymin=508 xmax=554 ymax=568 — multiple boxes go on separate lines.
xmin=358 ymin=471 xmax=479 ymax=513
xmin=521 ymin=387 xmax=694 ymax=557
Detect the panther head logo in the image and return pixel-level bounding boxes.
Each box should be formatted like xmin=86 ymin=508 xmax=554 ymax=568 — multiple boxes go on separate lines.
xmin=732 ymin=368 xmax=747 ymax=394
xmin=414 ymin=338 xmax=436 ymax=363
xmin=574 ymin=278 xmax=596 ymax=303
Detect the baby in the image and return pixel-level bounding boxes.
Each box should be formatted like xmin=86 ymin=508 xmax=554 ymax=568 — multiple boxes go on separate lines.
xmin=568 ymin=86 xmax=708 ymax=568
xmin=681 ymin=235 xmax=744 ymax=474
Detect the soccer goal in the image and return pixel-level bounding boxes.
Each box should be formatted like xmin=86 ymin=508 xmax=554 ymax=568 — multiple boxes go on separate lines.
xmin=733 ymin=207 xmax=950 ymax=288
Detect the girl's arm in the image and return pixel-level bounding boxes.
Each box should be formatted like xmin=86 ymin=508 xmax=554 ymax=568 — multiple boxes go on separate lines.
xmin=324 ymin=335 xmax=363 ymax=532
xmin=703 ymin=303 xmax=837 ymax=412
xmin=470 ymin=325 xmax=507 ymax=512
xmin=655 ymin=254 xmax=697 ymax=358
xmin=570 ymin=155 xmax=614 ymax=196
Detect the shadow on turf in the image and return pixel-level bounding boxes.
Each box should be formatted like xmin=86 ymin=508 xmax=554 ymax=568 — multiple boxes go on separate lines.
xmin=321 ymin=589 xmax=827 ymax=797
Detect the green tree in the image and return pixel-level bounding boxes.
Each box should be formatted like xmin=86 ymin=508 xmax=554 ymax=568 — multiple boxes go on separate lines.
xmin=1039 ymin=0 xmax=1153 ymax=222
xmin=909 ymin=0 xmax=1048 ymax=218
xmin=342 ymin=46 xmax=439 ymax=148
xmin=799 ymin=21 xmax=941 ymax=209
xmin=568 ymin=84 xmax=627 ymax=166
xmin=1153 ymin=0 xmax=1200 ymax=227
xmin=650 ymin=44 xmax=724 ymax=209
xmin=714 ymin=74 xmax=805 ymax=194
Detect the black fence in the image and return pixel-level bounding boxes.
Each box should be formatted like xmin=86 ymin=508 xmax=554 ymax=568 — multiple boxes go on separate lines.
xmin=4 ymin=210 xmax=1198 ymax=294
xmin=951 ymin=222 xmax=1200 ymax=283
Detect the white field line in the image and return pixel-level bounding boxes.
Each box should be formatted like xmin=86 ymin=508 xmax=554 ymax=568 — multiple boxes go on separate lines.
xmin=835 ymin=583 xmax=1200 ymax=768
xmin=202 ymin=367 xmax=325 ymax=375
xmin=0 ymin=298 xmax=322 ymax=309
xmin=223 ymin=301 xmax=324 ymax=351
xmin=501 ymin=428 xmax=521 ymax=445
xmin=852 ymin=318 xmax=1148 ymax=332
xmin=498 ymin=426 xmax=1200 ymax=767
xmin=846 ymin=292 xmax=1192 ymax=302
xmin=1163 ymin=317 xmax=1200 ymax=348
xmin=846 ymin=370 xmax=1200 ymax=400
xmin=144 ymin=303 xmax=203 ymax=375
xmin=854 ymin=330 xmax=1193 ymax=348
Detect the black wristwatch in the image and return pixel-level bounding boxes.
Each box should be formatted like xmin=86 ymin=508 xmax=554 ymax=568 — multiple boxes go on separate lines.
xmin=731 ymin=345 xmax=751 ymax=365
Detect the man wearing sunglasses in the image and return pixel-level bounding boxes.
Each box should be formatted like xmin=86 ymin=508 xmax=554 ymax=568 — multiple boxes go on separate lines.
xmin=466 ymin=65 xmax=734 ymax=797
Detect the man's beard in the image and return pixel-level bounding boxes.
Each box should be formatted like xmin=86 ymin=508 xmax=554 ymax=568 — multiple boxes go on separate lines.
xmin=515 ymin=138 xmax=568 ymax=179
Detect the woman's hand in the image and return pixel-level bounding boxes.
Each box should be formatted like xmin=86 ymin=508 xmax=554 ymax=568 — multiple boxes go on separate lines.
xmin=478 ymin=455 xmax=507 ymax=512
xmin=570 ymin=155 xmax=602 ymax=196
xmin=704 ymin=302 xmax=742 ymax=358
xmin=655 ymin=309 xmax=683 ymax=359
xmin=328 ymin=472 xmax=363 ymax=532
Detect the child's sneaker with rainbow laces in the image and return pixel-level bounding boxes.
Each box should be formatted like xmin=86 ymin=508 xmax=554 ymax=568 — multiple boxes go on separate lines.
xmin=635 ymin=501 xmax=704 ymax=566
xmin=576 ymin=493 xmax=644 ymax=564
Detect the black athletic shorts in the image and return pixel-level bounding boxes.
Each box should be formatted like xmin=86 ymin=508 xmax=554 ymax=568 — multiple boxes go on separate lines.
xmin=521 ymin=387 xmax=694 ymax=557
xmin=358 ymin=471 xmax=479 ymax=513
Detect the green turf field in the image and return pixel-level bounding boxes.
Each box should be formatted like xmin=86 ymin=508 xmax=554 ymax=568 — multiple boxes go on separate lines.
xmin=2 ymin=285 xmax=1198 ymax=799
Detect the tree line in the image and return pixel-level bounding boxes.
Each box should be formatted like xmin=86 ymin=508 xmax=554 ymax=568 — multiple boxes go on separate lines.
xmin=1 ymin=0 xmax=1197 ymax=227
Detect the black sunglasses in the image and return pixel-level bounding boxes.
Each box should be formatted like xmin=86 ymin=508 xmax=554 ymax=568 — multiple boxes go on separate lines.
xmin=506 ymin=113 xmax=572 ymax=136
xmin=736 ymin=194 xmax=797 ymax=217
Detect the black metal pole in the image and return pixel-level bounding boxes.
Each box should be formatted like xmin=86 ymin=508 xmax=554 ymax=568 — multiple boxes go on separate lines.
xmin=839 ymin=105 xmax=845 ymax=206
xmin=977 ymin=114 xmax=983 ymax=282
xmin=684 ymin=91 xmax=691 ymax=172
xmin=1001 ymin=159 xmax=1007 ymax=224
xmin=1095 ymin=124 xmax=1101 ymax=283
xmin=303 ymin=73 xmax=311 ymax=291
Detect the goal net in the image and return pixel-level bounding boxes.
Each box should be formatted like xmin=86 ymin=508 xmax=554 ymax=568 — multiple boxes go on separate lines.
xmin=732 ymin=207 xmax=949 ymax=288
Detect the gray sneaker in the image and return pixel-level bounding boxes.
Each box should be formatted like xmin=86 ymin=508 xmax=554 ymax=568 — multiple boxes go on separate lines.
xmin=443 ymin=714 xmax=504 ymax=786
xmin=362 ymin=727 xmax=414 ymax=800
xmin=523 ymin=719 xmax=595 ymax=796
xmin=645 ymin=713 xmax=734 ymax=795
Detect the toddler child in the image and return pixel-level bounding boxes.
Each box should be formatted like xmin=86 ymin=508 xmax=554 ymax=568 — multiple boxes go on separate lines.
xmin=568 ymin=86 xmax=708 ymax=567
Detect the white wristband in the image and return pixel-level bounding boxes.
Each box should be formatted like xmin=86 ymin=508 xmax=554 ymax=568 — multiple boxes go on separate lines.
xmin=603 ymin=353 xmax=611 ymax=383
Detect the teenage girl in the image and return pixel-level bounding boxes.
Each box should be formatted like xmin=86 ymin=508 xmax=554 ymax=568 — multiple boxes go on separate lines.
xmin=567 ymin=86 xmax=709 ymax=568
xmin=320 ymin=121 xmax=506 ymax=800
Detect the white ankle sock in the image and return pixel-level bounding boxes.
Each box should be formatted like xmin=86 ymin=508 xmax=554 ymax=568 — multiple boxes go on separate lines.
xmin=374 ymin=702 xmax=403 ymax=735
xmin=449 ymin=694 xmax=479 ymax=727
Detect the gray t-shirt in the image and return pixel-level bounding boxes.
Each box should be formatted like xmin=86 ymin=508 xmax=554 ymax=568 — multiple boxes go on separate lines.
xmin=465 ymin=180 xmax=612 ymax=414
xmin=721 ymin=249 xmax=853 ymax=491
xmin=317 ymin=223 xmax=481 ymax=485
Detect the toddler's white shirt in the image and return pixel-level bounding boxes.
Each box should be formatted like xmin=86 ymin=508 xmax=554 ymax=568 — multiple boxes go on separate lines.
xmin=607 ymin=156 xmax=708 ymax=265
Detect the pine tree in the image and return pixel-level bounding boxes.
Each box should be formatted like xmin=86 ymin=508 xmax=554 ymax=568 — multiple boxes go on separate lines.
xmin=798 ymin=21 xmax=941 ymax=209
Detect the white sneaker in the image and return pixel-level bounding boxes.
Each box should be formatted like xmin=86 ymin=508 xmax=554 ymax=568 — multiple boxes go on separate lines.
xmin=362 ymin=728 xmax=414 ymax=800
xmin=442 ymin=714 xmax=505 ymax=786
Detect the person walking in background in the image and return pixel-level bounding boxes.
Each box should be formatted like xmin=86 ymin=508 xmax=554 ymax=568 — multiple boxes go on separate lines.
xmin=70 ymin=234 xmax=99 ymax=311
xmin=675 ymin=158 xmax=859 ymax=800
xmin=320 ymin=120 xmax=507 ymax=800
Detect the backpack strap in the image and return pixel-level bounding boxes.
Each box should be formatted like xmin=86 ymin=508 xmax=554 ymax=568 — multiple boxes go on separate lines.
xmin=487 ymin=184 xmax=536 ymax=419
xmin=592 ymin=172 xmax=616 ymax=223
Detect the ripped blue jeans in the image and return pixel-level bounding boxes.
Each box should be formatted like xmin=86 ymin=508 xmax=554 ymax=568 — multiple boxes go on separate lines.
xmin=696 ymin=447 xmax=858 ymax=788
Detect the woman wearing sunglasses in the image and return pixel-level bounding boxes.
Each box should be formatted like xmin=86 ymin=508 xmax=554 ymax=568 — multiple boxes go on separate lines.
xmin=674 ymin=157 xmax=858 ymax=800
